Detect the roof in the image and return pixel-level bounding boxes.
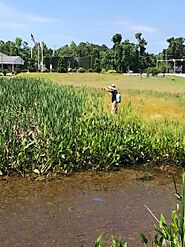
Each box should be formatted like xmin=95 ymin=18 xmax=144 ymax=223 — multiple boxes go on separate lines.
xmin=0 ymin=52 xmax=24 ymax=65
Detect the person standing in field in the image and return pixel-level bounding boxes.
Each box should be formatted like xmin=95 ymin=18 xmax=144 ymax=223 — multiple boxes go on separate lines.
xmin=103 ymin=84 xmax=119 ymax=113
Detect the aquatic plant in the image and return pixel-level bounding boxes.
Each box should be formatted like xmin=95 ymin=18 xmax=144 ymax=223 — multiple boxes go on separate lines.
xmin=1 ymin=77 xmax=185 ymax=176
xmin=141 ymin=173 xmax=185 ymax=247
xmin=94 ymin=234 xmax=127 ymax=247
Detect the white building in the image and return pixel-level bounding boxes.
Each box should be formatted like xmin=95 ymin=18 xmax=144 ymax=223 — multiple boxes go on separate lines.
xmin=0 ymin=52 xmax=24 ymax=73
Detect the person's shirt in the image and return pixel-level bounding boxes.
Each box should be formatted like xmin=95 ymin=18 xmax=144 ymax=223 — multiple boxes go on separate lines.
xmin=110 ymin=88 xmax=118 ymax=102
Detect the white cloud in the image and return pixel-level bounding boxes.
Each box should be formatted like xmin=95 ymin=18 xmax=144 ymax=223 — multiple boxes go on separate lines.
xmin=27 ymin=15 xmax=58 ymax=23
xmin=0 ymin=21 xmax=30 ymax=29
xmin=129 ymin=25 xmax=158 ymax=33
xmin=49 ymin=34 xmax=78 ymax=41
xmin=0 ymin=1 xmax=59 ymax=24
xmin=109 ymin=19 xmax=158 ymax=34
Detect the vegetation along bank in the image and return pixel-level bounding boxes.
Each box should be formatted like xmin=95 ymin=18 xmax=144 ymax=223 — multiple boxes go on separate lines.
xmin=1 ymin=77 xmax=185 ymax=177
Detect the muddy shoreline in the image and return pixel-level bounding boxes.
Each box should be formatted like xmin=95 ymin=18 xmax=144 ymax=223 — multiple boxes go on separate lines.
xmin=0 ymin=167 xmax=183 ymax=247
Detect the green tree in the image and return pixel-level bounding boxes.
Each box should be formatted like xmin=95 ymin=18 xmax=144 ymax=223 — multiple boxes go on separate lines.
xmin=166 ymin=37 xmax=185 ymax=59
xmin=15 ymin=37 xmax=22 ymax=50
xmin=100 ymin=49 xmax=114 ymax=70
xmin=111 ymin=33 xmax=123 ymax=72
xmin=111 ymin=33 xmax=122 ymax=46
xmin=161 ymin=37 xmax=185 ymax=72
xmin=93 ymin=58 xmax=101 ymax=72
xmin=57 ymin=57 xmax=67 ymax=73
xmin=122 ymin=40 xmax=137 ymax=72
xmin=135 ymin=33 xmax=147 ymax=73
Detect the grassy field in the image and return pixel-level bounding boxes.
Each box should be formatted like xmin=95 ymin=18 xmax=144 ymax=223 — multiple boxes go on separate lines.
xmin=19 ymin=72 xmax=185 ymax=122
xmin=19 ymin=72 xmax=185 ymax=92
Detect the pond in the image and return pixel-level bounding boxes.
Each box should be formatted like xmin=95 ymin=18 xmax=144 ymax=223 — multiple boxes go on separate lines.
xmin=0 ymin=167 xmax=181 ymax=247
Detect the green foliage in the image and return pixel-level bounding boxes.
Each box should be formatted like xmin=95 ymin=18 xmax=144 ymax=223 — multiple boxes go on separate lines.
xmin=94 ymin=235 xmax=127 ymax=247
xmin=1 ymin=77 xmax=185 ymax=176
xmin=95 ymin=234 xmax=103 ymax=247
xmin=107 ymin=69 xmax=117 ymax=73
xmin=27 ymin=58 xmax=37 ymax=72
xmin=112 ymin=33 xmax=122 ymax=45
xmin=57 ymin=57 xmax=67 ymax=73
xmin=88 ymin=68 xmax=94 ymax=72
xmin=146 ymin=67 xmax=160 ymax=77
xmin=1 ymin=34 xmax=185 ymax=73
xmin=159 ymin=64 xmax=167 ymax=75
xmin=113 ymin=44 xmax=123 ymax=72
xmin=77 ymin=67 xmax=86 ymax=73
xmin=57 ymin=66 xmax=67 ymax=73
xmin=93 ymin=58 xmax=101 ymax=73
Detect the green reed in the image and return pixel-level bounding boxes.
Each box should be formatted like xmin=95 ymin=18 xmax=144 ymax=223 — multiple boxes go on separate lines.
xmin=1 ymin=77 xmax=185 ymax=176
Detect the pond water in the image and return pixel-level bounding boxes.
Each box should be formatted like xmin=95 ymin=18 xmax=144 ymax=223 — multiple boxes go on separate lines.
xmin=0 ymin=167 xmax=182 ymax=247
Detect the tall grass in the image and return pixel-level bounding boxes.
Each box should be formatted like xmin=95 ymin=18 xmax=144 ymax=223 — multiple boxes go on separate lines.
xmin=1 ymin=77 xmax=185 ymax=176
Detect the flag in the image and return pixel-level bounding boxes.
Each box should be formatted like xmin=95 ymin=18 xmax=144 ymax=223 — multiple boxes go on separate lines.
xmin=30 ymin=33 xmax=36 ymax=44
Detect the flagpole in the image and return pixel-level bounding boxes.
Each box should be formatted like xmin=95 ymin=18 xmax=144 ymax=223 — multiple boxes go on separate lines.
xmin=30 ymin=33 xmax=35 ymax=59
xmin=41 ymin=42 xmax=44 ymax=72
xmin=38 ymin=42 xmax=40 ymax=71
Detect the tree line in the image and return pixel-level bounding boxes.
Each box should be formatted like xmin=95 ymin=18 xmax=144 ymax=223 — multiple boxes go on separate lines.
xmin=1 ymin=33 xmax=185 ymax=74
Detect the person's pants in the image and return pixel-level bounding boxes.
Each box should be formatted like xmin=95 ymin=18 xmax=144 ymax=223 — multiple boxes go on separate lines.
xmin=111 ymin=101 xmax=118 ymax=113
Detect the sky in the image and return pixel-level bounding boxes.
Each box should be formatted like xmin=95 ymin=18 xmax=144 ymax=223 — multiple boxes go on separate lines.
xmin=0 ymin=0 xmax=185 ymax=54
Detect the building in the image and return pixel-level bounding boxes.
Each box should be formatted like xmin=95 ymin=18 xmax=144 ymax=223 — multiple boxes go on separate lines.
xmin=0 ymin=52 xmax=24 ymax=73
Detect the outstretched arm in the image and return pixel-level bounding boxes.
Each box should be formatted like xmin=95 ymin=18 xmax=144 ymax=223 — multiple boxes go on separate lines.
xmin=102 ymin=87 xmax=112 ymax=92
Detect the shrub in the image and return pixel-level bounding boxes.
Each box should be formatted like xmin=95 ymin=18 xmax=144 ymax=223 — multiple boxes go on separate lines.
xmin=42 ymin=68 xmax=49 ymax=73
xmin=57 ymin=57 xmax=67 ymax=73
xmin=107 ymin=69 xmax=117 ymax=73
xmin=88 ymin=68 xmax=94 ymax=73
xmin=146 ymin=67 xmax=160 ymax=77
xmin=101 ymin=68 xmax=106 ymax=74
xmin=3 ymin=69 xmax=8 ymax=76
xmin=57 ymin=67 xmax=67 ymax=73
xmin=77 ymin=67 xmax=86 ymax=73
xmin=93 ymin=58 xmax=101 ymax=73
xmin=51 ymin=68 xmax=57 ymax=72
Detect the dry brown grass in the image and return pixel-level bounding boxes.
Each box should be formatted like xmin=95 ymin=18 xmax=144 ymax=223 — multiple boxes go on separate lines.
xmin=128 ymin=96 xmax=185 ymax=121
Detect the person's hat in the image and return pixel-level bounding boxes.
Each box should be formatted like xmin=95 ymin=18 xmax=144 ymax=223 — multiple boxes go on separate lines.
xmin=111 ymin=84 xmax=115 ymax=87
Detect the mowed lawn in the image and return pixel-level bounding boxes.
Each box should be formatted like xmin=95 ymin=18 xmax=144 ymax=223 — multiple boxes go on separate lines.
xmin=19 ymin=72 xmax=185 ymax=121
xmin=19 ymin=72 xmax=185 ymax=93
